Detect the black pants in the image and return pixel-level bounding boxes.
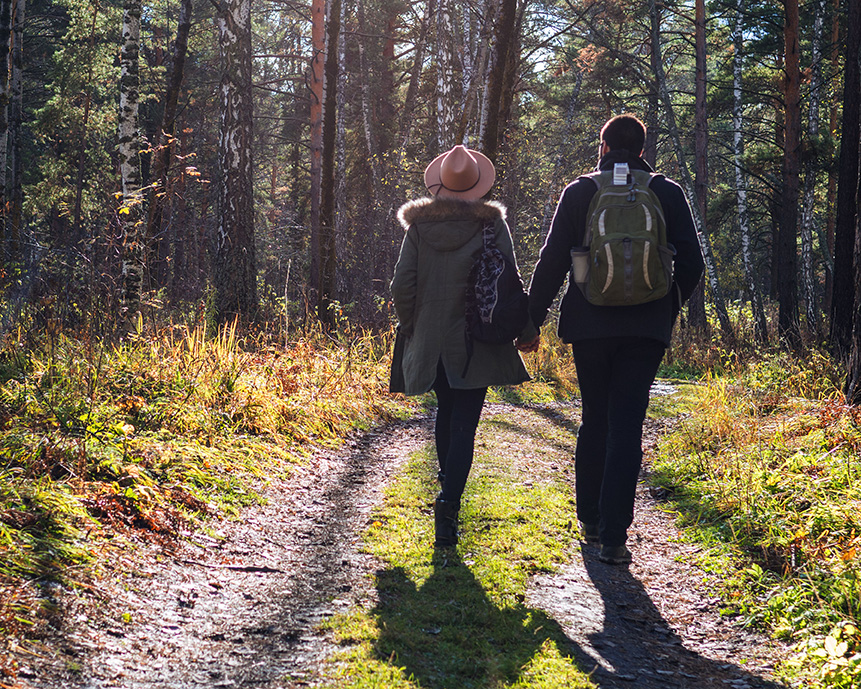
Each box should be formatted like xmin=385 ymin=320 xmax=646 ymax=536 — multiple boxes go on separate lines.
xmin=571 ymin=337 xmax=666 ymax=547
xmin=432 ymin=361 xmax=487 ymax=502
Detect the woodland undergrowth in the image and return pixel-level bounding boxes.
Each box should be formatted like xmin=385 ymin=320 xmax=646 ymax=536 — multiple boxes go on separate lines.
xmin=653 ymin=323 xmax=861 ymax=688
xmin=0 ymin=313 xmax=572 ymax=675
xmin=3 ymin=299 xmax=860 ymax=689
xmin=0 ymin=317 xmax=416 ymax=657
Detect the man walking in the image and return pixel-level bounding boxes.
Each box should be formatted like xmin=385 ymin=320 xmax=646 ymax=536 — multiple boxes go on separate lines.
xmin=519 ymin=114 xmax=704 ymax=564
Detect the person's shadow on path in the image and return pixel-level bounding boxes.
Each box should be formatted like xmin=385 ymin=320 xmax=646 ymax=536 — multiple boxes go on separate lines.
xmin=372 ymin=548 xmax=790 ymax=688
xmin=372 ymin=551 xmax=589 ymax=688
xmin=531 ymin=544 xmax=790 ymax=688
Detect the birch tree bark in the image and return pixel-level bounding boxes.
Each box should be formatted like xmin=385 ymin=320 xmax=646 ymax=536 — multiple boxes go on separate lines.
xmin=7 ymin=0 xmax=24 ymax=256
xmin=648 ymin=0 xmax=734 ymax=341
xmin=436 ymin=0 xmax=456 ymax=151
xmin=309 ymin=0 xmax=324 ymax=302
xmin=455 ymin=6 xmax=493 ymax=145
xmin=778 ymin=0 xmax=801 ymax=346
xmin=824 ymin=0 xmax=841 ymax=312
xmin=213 ymin=0 xmax=256 ymax=323
xmin=119 ymin=0 xmax=144 ymax=320
xmin=832 ymin=0 xmax=860 ymax=361
xmin=145 ymin=0 xmax=192 ymax=292
xmin=335 ymin=3 xmax=347 ymax=297
xmin=733 ymin=0 xmax=768 ymax=343
xmin=317 ymin=0 xmax=340 ymax=325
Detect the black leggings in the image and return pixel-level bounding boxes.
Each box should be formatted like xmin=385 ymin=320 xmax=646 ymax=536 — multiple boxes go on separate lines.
xmin=432 ymin=360 xmax=487 ymax=502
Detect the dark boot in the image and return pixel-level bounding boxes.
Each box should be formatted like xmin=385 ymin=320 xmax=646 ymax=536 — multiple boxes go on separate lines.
xmin=434 ymin=497 xmax=459 ymax=547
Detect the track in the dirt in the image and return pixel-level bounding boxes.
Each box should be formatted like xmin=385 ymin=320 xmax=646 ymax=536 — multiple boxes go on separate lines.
xmin=16 ymin=405 xmax=789 ymax=689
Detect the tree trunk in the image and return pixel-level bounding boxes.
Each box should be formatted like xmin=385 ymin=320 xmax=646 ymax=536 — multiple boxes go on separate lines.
xmin=356 ymin=0 xmax=382 ymax=206
xmin=214 ymin=0 xmax=256 ymax=323
xmin=309 ymin=0 xmax=325 ymax=302
xmin=643 ymin=92 xmax=658 ymax=167
xmin=649 ymin=0 xmax=734 ymax=342
xmin=688 ymin=0 xmax=709 ymax=334
xmin=119 ymin=0 xmax=143 ymax=321
xmin=824 ymin=0 xmax=841 ymax=313
xmin=847 ymin=156 xmax=861 ymax=404
xmin=831 ymin=0 xmax=860 ymax=361
xmin=778 ymin=0 xmax=801 ymax=346
xmin=397 ymin=0 xmax=434 ymax=148
xmin=317 ymin=0 xmax=340 ymax=325
xmin=336 ymin=3 xmax=347 ymax=299
xmin=733 ymin=0 xmax=768 ymax=343
xmin=798 ymin=0 xmax=827 ymax=338
xmin=0 ymin=0 xmax=12 ymax=247
xmin=145 ymin=0 xmax=192 ymax=294
xmin=455 ymin=7 xmax=492 ymax=145
xmin=7 ymin=0 xmax=24 ymax=256
xmin=480 ymin=0 xmax=516 ymax=162
xmin=436 ymin=0 xmax=456 ymax=151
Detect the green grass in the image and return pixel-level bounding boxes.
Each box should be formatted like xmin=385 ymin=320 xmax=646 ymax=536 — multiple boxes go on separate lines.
xmin=0 ymin=322 xmax=416 ymax=642
xmin=647 ymin=351 xmax=861 ymax=688
xmin=320 ymin=404 xmax=595 ymax=689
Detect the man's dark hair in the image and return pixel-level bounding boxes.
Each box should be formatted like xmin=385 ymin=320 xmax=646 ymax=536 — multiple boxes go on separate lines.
xmin=600 ymin=114 xmax=646 ymax=154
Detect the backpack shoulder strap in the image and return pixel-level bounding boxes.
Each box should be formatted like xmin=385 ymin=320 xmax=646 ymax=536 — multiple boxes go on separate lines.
xmin=578 ymin=171 xmax=603 ymax=191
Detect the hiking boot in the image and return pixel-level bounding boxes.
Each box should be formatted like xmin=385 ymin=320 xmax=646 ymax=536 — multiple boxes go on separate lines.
xmin=434 ymin=497 xmax=459 ymax=547
xmin=579 ymin=521 xmax=599 ymax=543
xmin=598 ymin=544 xmax=632 ymax=565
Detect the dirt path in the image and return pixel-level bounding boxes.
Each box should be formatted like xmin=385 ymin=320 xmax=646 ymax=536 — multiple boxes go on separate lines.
xmin=14 ymin=404 xmax=791 ymax=688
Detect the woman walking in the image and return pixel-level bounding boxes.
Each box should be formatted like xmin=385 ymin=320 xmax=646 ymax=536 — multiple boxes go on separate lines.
xmin=390 ymin=145 xmax=535 ymax=547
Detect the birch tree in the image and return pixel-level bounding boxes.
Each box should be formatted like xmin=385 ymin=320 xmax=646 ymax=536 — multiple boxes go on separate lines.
xmin=309 ymin=0 xmax=324 ymax=298
xmin=119 ymin=0 xmax=143 ymax=319
xmin=318 ymin=0 xmax=341 ymax=325
xmin=436 ymin=0 xmax=456 ymax=151
xmin=798 ymin=0 xmax=827 ymax=337
xmin=213 ymin=0 xmax=257 ymax=323
xmin=732 ymin=0 xmax=767 ymax=343
xmin=7 ymin=0 xmax=23 ymax=255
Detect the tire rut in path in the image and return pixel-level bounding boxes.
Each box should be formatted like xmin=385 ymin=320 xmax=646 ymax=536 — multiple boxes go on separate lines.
xmin=21 ymin=415 xmax=433 ymax=689
xmin=20 ymin=405 xmax=791 ymax=688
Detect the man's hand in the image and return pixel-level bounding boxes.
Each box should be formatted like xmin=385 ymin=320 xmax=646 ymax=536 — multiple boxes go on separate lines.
xmin=516 ymin=334 xmax=540 ymax=353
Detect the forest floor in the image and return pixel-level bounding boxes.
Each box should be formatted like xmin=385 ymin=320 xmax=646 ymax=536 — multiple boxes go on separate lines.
xmin=8 ymin=398 xmax=795 ymax=689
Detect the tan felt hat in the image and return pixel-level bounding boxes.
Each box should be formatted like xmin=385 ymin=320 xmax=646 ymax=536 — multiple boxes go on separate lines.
xmin=424 ymin=145 xmax=495 ymax=200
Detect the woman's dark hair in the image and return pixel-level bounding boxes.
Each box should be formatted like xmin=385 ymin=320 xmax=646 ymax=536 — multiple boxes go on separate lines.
xmin=600 ymin=114 xmax=646 ymax=154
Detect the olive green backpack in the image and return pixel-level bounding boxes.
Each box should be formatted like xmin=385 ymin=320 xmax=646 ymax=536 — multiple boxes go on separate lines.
xmin=570 ymin=163 xmax=676 ymax=306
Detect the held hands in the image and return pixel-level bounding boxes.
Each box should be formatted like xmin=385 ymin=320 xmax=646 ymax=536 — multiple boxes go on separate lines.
xmin=515 ymin=334 xmax=540 ymax=353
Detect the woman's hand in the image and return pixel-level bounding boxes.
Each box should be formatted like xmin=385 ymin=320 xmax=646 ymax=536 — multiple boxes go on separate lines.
xmin=516 ymin=334 xmax=540 ymax=353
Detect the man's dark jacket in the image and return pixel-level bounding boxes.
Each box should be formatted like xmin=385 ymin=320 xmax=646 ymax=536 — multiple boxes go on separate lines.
xmin=528 ymin=149 xmax=705 ymax=346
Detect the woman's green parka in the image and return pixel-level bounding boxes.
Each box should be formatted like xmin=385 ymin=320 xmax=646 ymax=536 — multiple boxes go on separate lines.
xmin=390 ymin=196 xmax=535 ymax=395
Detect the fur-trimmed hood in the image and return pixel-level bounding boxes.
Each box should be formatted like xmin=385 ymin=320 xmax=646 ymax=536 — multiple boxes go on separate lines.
xmin=396 ymin=197 xmax=508 ymax=253
xmin=397 ymin=197 xmax=507 ymax=229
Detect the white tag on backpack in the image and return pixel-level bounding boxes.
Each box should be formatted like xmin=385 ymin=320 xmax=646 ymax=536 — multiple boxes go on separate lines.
xmin=613 ymin=163 xmax=629 ymax=185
